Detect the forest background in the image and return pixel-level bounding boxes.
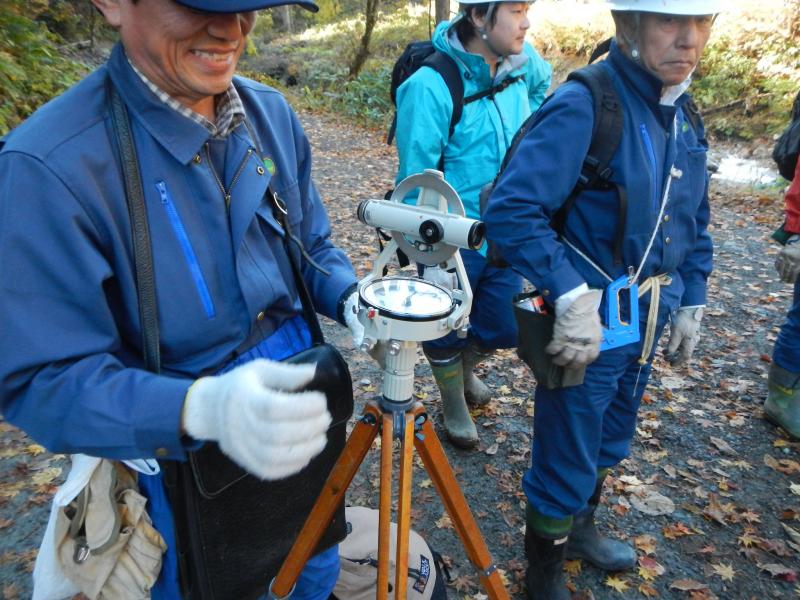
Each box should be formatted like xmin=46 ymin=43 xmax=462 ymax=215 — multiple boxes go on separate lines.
xmin=1 ymin=0 xmax=799 ymax=142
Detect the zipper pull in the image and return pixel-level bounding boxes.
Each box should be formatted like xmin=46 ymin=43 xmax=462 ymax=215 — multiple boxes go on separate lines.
xmin=156 ymin=181 xmax=168 ymax=204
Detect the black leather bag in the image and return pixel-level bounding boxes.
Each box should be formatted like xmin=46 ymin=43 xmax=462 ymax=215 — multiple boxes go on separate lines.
xmin=165 ymin=343 xmax=353 ymax=600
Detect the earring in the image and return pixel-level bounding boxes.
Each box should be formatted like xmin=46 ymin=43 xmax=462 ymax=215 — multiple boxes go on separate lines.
xmin=480 ymin=32 xmax=488 ymax=40
xmin=631 ymin=47 xmax=639 ymax=59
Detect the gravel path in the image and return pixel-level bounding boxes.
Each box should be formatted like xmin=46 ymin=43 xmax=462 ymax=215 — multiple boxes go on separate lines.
xmin=1 ymin=108 xmax=798 ymax=600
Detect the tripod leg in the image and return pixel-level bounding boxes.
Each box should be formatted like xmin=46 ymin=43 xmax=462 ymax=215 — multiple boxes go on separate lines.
xmin=270 ymin=403 xmax=382 ymax=599
xmin=413 ymin=405 xmax=510 ymax=600
xmin=376 ymin=413 xmax=394 ymax=600
xmin=394 ymin=411 xmax=415 ymax=599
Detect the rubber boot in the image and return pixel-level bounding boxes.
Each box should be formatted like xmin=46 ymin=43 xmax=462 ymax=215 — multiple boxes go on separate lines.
xmin=424 ymin=349 xmax=478 ymax=448
xmin=764 ymin=363 xmax=800 ymax=440
xmin=525 ymin=506 xmax=572 ymax=600
xmin=566 ymin=471 xmax=636 ymax=571
xmin=461 ymin=342 xmax=493 ymax=406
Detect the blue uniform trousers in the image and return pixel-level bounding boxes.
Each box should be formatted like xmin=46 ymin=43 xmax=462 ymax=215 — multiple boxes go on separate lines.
xmin=141 ymin=316 xmax=338 ymax=599
xmin=523 ymin=317 xmax=667 ymax=519
xmin=774 ymin=278 xmax=800 ymax=374
xmin=423 ymin=249 xmax=522 ymax=352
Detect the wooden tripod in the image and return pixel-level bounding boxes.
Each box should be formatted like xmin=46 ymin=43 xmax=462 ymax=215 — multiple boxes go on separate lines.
xmin=269 ymin=399 xmax=509 ymax=599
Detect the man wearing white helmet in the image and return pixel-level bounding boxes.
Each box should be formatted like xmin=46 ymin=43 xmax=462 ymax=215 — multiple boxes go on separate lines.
xmin=484 ymin=0 xmax=719 ymax=597
xmin=395 ymin=0 xmax=551 ymax=448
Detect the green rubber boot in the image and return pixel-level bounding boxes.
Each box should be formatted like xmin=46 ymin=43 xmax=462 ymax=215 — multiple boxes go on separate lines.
xmin=566 ymin=470 xmax=636 ymax=571
xmin=424 ymin=349 xmax=478 ymax=448
xmin=764 ymin=363 xmax=800 ymax=440
xmin=525 ymin=505 xmax=572 ymax=600
xmin=461 ymin=343 xmax=493 ymax=406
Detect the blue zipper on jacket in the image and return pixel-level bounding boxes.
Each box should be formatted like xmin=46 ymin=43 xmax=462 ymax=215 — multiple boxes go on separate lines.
xmin=639 ymin=124 xmax=659 ymax=212
xmin=156 ymin=181 xmax=216 ymax=319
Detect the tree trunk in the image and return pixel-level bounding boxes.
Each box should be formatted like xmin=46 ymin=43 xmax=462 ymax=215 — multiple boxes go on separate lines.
xmin=272 ymin=5 xmax=294 ymax=34
xmin=435 ymin=0 xmax=449 ymax=25
xmin=348 ymin=0 xmax=379 ymax=79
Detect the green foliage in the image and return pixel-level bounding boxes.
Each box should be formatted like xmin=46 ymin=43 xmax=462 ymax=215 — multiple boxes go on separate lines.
xmin=693 ymin=39 xmax=797 ymax=139
xmin=0 ymin=1 xmax=86 ymax=135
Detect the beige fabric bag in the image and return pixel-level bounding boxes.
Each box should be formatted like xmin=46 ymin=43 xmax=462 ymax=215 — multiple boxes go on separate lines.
xmin=55 ymin=459 xmax=166 ymax=599
xmin=333 ymin=506 xmax=440 ymax=600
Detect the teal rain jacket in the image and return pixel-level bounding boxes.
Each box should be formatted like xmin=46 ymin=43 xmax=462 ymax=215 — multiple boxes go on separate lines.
xmin=395 ymin=18 xmax=552 ymax=220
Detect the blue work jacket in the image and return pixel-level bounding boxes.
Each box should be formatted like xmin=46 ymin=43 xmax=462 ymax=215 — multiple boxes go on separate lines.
xmin=484 ymin=41 xmax=712 ymax=318
xmin=0 ymin=44 xmax=356 ymax=460
xmin=396 ymin=18 xmax=552 ymax=220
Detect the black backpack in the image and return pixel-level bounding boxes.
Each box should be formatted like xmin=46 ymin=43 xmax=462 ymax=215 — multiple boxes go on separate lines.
xmin=480 ymin=61 xmax=624 ymax=268
xmin=386 ymin=40 xmax=524 ymax=149
xmin=480 ymin=43 xmax=704 ymax=268
xmin=772 ymin=89 xmax=800 ymax=181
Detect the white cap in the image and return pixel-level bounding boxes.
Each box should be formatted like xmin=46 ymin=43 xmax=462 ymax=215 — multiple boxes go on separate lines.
xmin=606 ymin=0 xmax=725 ymax=14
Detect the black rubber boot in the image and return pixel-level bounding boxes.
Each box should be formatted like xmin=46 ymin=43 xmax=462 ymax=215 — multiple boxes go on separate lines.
xmin=566 ymin=473 xmax=636 ymax=571
xmin=525 ymin=526 xmax=571 ymax=600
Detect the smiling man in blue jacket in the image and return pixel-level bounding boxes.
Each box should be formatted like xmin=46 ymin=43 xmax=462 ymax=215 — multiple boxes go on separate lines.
xmin=483 ymin=0 xmax=719 ymax=597
xmin=0 ymin=0 xmax=368 ymax=598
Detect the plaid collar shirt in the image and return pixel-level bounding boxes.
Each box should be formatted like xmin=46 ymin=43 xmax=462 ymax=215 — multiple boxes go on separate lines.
xmin=129 ymin=59 xmax=246 ymax=139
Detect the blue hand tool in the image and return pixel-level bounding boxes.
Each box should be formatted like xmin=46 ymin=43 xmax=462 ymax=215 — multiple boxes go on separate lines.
xmin=600 ymin=275 xmax=639 ymax=351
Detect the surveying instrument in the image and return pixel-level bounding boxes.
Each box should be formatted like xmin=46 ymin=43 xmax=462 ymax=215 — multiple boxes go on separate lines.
xmin=268 ymin=170 xmax=509 ymax=599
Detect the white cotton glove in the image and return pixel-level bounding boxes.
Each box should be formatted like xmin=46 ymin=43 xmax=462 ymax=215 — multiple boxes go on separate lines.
xmin=665 ymin=306 xmax=704 ymax=367
xmin=775 ymin=235 xmax=800 ymax=284
xmin=344 ymin=291 xmax=365 ymax=348
xmin=424 ymin=265 xmax=457 ymax=290
xmin=545 ymin=289 xmax=603 ymax=368
xmin=182 ymin=359 xmax=331 ymax=481
xmin=343 ymin=291 xmax=386 ymax=367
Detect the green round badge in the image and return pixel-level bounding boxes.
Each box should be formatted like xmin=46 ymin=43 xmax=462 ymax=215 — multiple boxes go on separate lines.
xmin=263 ymin=157 xmax=276 ymax=175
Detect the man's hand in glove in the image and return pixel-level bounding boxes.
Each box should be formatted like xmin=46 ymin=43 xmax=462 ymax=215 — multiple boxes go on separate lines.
xmin=665 ymin=306 xmax=704 ymax=367
xmin=343 ymin=291 xmax=386 ymax=367
xmin=545 ymin=289 xmax=603 ymax=368
xmin=182 ymin=359 xmax=331 ymax=480
xmin=775 ymin=235 xmax=800 ymax=284
xmin=344 ymin=291 xmax=365 ymax=348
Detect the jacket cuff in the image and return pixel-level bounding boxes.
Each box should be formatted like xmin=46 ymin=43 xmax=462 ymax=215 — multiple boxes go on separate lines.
xmin=133 ymin=375 xmax=195 ymax=460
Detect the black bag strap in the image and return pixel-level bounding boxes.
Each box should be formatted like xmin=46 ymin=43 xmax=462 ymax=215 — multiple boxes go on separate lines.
xmin=386 ymin=50 xmax=463 ymax=147
xmin=463 ymin=73 xmax=525 ymax=105
xmin=268 ymin=189 xmax=326 ymax=345
xmin=107 ymin=79 xmax=162 ymax=373
xmin=552 ymin=63 xmax=625 ymax=265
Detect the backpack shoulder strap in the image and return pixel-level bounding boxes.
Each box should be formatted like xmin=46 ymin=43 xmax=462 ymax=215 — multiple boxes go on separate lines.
xmin=566 ymin=62 xmax=623 ymax=179
xmin=422 ymin=50 xmax=465 ymax=139
xmin=552 ymin=62 xmax=626 ymax=265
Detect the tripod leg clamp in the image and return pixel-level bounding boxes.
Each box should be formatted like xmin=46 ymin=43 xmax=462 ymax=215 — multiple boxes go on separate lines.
xmin=266 ymin=578 xmax=296 ymax=600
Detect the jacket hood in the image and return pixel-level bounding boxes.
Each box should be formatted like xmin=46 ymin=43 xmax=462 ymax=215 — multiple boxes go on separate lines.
xmin=432 ymin=18 xmax=530 ymax=86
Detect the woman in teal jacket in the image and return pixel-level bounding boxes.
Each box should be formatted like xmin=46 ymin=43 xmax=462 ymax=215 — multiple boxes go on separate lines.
xmin=395 ymin=0 xmax=551 ymax=448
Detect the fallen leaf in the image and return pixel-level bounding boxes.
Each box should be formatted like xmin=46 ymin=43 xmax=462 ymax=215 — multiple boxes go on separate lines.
xmin=564 ymin=560 xmax=582 ymax=576
xmin=710 ymin=562 xmax=735 ymax=581
xmin=435 ymin=514 xmax=452 ymax=529
xmin=669 ymin=579 xmax=708 ymax=591
xmin=634 ymin=534 xmax=658 ymax=555
xmin=24 ymin=444 xmax=46 ymax=456
xmin=638 ymin=583 xmax=659 ymax=597
xmin=604 ymin=575 xmax=629 ymax=592
xmin=630 ymin=490 xmax=675 ymax=516
xmin=757 ymin=562 xmax=798 ymax=582
xmin=709 ymin=437 xmax=737 ymax=455
xmin=484 ymin=443 xmax=499 ymax=456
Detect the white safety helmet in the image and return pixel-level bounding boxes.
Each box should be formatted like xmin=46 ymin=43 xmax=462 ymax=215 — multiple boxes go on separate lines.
xmin=606 ymin=0 xmax=724 ymax=15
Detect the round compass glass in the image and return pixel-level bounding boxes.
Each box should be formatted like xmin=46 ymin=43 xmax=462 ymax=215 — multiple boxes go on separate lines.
xmin=359 ymin=277 xmax=455 ymax=321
